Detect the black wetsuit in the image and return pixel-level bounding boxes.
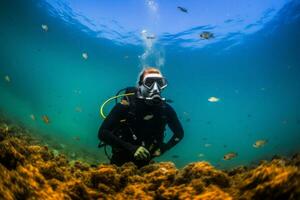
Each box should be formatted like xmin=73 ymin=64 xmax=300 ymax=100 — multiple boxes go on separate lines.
xmin=98 ymin=98 xmax=184 ymax=167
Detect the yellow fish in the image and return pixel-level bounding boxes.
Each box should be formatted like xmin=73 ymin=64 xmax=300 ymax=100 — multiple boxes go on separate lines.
xmin=253 ymin=140 xmax=268 ymax=148
xmin=42 ymin=115 xmax=50 ymax=124
xmin=208 ymin=96 xmax=220 ymax=102
xmin=223 ymin=152 xmax=238 ymax=160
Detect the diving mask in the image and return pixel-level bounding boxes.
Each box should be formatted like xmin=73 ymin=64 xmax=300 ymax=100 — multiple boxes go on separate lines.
xmin=138 ymin=74 xmax=168 ymax=102
xmin=143 ymin=74 xmax=168 ymax=90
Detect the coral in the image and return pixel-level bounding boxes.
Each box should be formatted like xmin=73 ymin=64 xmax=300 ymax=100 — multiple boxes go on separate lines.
xmin=238 ymin=159 xmax=300 ymax=199
xmin=0 ymin=121 xmax=299 ymax=199
xmin=176 ymin=161 xmax=231 ymax=188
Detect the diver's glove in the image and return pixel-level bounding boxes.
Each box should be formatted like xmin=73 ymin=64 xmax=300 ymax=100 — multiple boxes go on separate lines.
xmin=134 ymin=146 xmax=150 ymax=160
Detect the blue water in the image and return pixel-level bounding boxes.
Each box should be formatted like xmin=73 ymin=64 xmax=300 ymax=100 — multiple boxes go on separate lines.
xmin=0 ymin=0 xmax=300 ymax=169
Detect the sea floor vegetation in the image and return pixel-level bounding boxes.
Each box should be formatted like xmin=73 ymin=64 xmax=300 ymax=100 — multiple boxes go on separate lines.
xmin=0 ymin=118 xmax=299 ymax=199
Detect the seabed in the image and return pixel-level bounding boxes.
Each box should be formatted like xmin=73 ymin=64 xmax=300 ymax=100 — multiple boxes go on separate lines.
xmin=0 ymin=117 xmax=299 ymax=200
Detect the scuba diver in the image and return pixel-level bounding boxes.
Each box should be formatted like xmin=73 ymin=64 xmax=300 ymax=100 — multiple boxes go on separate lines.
xmin=98 ymin=67 xmax=184 ymax=167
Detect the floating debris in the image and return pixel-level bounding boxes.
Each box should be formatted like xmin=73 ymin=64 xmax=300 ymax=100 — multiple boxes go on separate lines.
xmin=42 ymin=115 xmax=50 ymax=124
xmin=223 ymin=152 xmax=238 ymax=160
xmin=208 ymin=96 xmax=220 ymax=102
xmin=41 ymin=24 xmax=48 ymax=32
xmin=253 ymin=140 xmax=268 ymax=148
xmin=4 ymin=75 xmax=11 ymax=82
xmin=29 ymin=114 xmax=36 ymax=121
xmin=82 ymin=52 xmax=88 ymax=60
xmin=144 ymin=114 xmax=154 ymax=121
xmin=198 ymin=153 xmax=205 ymax=157
xmin=204 ymin=143 xmax=212 ymax=147
xmin=200 ymin=31 xmax=214 ymax=40
xmin=124 ymin=55 xmax=129 ymax=59
xmin=177 ymin=6 xmax=188 ymax=13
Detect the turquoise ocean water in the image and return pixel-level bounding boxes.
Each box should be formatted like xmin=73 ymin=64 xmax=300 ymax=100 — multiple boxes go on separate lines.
xmin=0 ymin=0 xmax=300 ymax=169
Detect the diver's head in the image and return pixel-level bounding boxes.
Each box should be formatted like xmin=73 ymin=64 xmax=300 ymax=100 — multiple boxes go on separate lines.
xmin=137 ymin=67 xmax=168 ymax=105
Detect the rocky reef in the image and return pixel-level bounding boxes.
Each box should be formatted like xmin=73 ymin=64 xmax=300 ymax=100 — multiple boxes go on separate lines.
xmin=0 ymin=120 xmax=299 ymax=200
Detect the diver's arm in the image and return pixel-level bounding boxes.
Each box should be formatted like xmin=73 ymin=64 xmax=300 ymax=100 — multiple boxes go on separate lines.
xmin=98 ymin=103 xmax=137 ymax=153
xmin=161 ymin=104 xmax=184 ymax=153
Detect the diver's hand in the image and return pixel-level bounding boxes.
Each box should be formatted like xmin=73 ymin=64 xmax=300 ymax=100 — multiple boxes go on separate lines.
xmin=134 ymin=146 xmax=150 ymax=160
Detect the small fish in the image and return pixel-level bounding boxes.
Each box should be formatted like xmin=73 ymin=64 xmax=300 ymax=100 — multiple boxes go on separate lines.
xmin=198 ymin=153 xmax=205 ymax=157
xmin=223 ymin=152 xmax=238 ymax=160
xmin=204 ymin=143 xmax=211 ymax=147
xmin=42 ymin=115 xmax=50 ymax=124
xmin=75 ymin=106 xmax=82 ymax=113
xmin=208 ymin=96 xmax=220 ymax=102
xmin=177 ymin=6 xmax=188 ymax=13
xmin=183 ymin=112 xmax=189 ymax=116
xmin=41 ymin=24 xmax=48 ymax=32
xmin=73 ymin=136 xmax=80 ymax=141
xmin=4 ymin=75 xmax=11 ymax=82
xmin=30 ymin=114 xmax=36 ymax=121
xmin=74 ymin=89 xmax=82 ymax=95
xmin=124 ymin=55 xmax=129 ymax=59
xmin=223 ymin=144 xmax=227 ymax=148
xmin=200 ymin=31 xmax=214 ymax=40
xmin=247 ymin=114 xmax=252 ymax=118
xmin=253 ymin=140 xmax=268 ymax=148
xmin=172 ymin=155 xmax=179 ymax=158
xmin=82 ymin=52 xmax=88 ymax=60
xmin=144 ymin=114 xmax=154 ymax=120
xmin=146 ymin=35 xmax=156 ymax=39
